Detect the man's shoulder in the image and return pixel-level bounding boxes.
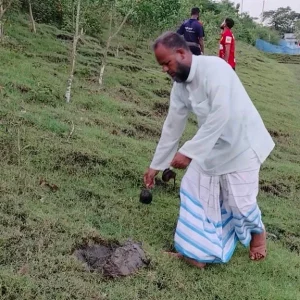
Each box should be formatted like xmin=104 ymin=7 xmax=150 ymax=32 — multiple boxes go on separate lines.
xmin=223 ymin=29 xmax=233 ymax=37
xmin=194 ymin=21 xmax=203 ymax=29
xmin=196 ymin=56 xmax=233 ymax=76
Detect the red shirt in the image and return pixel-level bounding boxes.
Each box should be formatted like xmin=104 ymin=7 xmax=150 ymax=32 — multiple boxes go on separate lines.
xmin=219 ymin=28 xmax=236 ymax=68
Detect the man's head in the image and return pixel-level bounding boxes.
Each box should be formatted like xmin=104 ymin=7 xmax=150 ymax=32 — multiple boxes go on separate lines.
xmin=220 ymin=18 xmax=235 ymax=30
xmin=191 ymin=7 xmax=200 ymax=19
xmin=153 ymin=31 xmax=192 ymax=83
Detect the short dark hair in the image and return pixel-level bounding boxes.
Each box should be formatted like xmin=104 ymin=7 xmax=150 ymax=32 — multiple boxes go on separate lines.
xmin=225 ymin=18 xmax=234 ymax=29
xmin=191 ymin=7 xmax=200 ymax=16
xmin=153 ymin=31 xmax=190 ymax=51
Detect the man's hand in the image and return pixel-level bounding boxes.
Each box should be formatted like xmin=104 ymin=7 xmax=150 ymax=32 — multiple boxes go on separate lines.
xmin=171 ymin=152 xmax=191 ymax=169
xmin=143 ymin=168 xmax=159 ymax=189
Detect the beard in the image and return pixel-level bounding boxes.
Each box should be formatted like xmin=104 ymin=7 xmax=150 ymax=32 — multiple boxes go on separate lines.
xmin=172 ymin=62 xmax=191 ymax=83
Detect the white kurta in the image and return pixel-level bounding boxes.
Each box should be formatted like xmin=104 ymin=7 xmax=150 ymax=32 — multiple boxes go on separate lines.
xmin=150 ymin=55 xmax=275 ymax=175
xmin=150 ymin=55 xmax=275 ymax=263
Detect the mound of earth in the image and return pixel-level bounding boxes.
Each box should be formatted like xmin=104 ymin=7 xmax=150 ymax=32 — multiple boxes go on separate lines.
xmin=73 ymin=239 xmax=149 ymax=278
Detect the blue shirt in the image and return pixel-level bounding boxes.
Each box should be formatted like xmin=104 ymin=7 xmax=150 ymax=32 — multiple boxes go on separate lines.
xmin=177 ymin=19 xmax=205 ymax=44
xmin=150 ymin=55 xmax=275 ymax=175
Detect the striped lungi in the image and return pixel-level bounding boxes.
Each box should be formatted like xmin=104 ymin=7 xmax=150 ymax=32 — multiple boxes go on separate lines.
xmin=174 ymin=154 xmax=264 ymax=264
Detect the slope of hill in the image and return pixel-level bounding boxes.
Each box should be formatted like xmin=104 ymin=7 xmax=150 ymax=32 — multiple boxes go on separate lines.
xmin=0 ymin=16 xmax=300 ymax=300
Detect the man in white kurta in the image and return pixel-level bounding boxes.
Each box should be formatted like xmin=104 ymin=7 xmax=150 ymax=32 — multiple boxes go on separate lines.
xmin=144 ymin=31 xmax=275 ymax=268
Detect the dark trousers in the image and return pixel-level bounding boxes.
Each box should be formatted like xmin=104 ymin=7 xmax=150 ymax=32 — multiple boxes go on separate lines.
xmin=189 ymin=46 xmax=201 ymax=56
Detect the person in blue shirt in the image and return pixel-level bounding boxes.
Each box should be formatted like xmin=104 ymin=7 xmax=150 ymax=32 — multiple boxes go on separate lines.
xmin=177 ymin=7 xmax=205 ymax=55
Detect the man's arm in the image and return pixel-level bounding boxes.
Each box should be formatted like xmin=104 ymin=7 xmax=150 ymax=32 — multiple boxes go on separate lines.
xmin=150 ymin=87 xmax=189 ymax=170
xmin=224 ymin=35 xmax=233 ymax=63
xmin=178 ymin=72 xmax=231 ymax=164
xmin=199 ymin=38 xmax=205 ymax=54
xmin=177 ymin=23 xmax=185 ymax=35
xmin=196 ymin=24 xmax=205 ymax=54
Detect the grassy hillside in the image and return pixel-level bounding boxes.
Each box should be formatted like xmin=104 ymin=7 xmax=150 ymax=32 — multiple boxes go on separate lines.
xmin=0 ymin=16 xmax=300 ymax=300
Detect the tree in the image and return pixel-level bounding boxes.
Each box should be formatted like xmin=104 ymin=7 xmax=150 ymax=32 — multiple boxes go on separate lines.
xmin=262 ymin=6 xmax=300 ymax=34
xmin=98 ymin=2 xmax=132 ymax=86
xmin=130 ymin=0 xmax=180 ymax=37
xmin=65 ymin=0 xmax=82 ymax=103
xmin=0 ymin=0 xmax=14 ymax=38
xmin=28 ymin=0 xmax=36 ymax=33
xmin=295 ymin=20 xmax=300 ymax=40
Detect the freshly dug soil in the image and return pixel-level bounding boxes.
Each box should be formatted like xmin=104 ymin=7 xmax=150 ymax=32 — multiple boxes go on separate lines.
xmin=73 ymin=239 xmax=149 ymax=278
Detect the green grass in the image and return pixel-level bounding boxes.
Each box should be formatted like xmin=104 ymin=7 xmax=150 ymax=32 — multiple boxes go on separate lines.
xmin=0 ymin=16 xmax=300 ymax=300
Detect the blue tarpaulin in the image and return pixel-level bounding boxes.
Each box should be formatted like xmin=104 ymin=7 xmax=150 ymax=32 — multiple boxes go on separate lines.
xmin=256 ymin=39 xmax=300 ymax=55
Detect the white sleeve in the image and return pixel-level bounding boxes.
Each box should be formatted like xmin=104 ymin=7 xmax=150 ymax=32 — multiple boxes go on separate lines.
xmin=150 ymin=86 xmax=189 ymax=170
xmin=178 ymin=76 xmax=231 ymax=164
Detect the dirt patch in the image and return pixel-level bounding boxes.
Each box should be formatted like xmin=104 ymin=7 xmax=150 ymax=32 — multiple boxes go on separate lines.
xmin=133 ymin=123 xmax=161 ymax=138
xmin=153 ymin=89 xmax=170 ymax=98
xmin=56 ymin=33 xmax=73 ymax=41
xmin=107 ymin=50 xmax=116 ymax=57
xmin=0 ymin=137 xmax=17 ymax=165
xmin=260 ymin=180 xmax=291 ymax=197
xmin=75 ymin=189 xmax=101 ymax=201
xmin=119 ymin=81 xmax=133 ymax=89
xmin=153 ymin=102 xmax=169 ymax=116
xmin=268 ymin=129 xmax=290 ymax=144
xmin=118 ymin=108 xmax=136 ymax=118
xmin=39 ymin=178 xmax=59 ymax=192
xmin=143 ymin=78 xmax=155 ymax=84
xmin=38 ymin=54 xmax=69 ymax=64
xmin=123 ymin=45 xmax=135 ymax=52
xmin=55 ymin=151 xmax=109 ymax=174
xmin=266 ymin=225 xmax=300 ymax=254
xmin=63 ymin=151 xmax=108 ymax=167
xmin=121 ymin=128 xmax=136 ymax=138
xmin=117 ymin=64 xmax=142 ymax=73
xmin=117 ymin=87 xmax=140 ymax=104
xmin=124 ymin=50 xmax=142 ymax=60
xmin=268 ymin=129 xmax=289 ymax=139
xmin=16 ymin=84 xmax=31 ymax=93
xmin=73 ymin=239 xmax=149 ymax=278
xmin=136 ymin=110 xmax=151 ymax=117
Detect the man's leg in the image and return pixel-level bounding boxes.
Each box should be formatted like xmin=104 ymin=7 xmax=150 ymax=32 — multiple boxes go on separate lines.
xmin=171 ymin=162 xmax=236 ymax=268
xmin=224 ymin=155 xmax=267 ymax=261
xmin=166 ymin=252 xmax=206 ymax=269
xmin=250 ymin=231 xmax=266 ymax=261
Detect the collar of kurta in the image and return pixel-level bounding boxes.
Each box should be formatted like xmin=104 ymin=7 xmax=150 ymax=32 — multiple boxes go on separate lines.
xmin=185 ymin=55 xmax=197 ymax=83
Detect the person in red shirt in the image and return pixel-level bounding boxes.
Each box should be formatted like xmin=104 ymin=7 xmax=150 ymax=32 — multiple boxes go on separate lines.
xmin=219 ymin=18 xmax=236 ymax=70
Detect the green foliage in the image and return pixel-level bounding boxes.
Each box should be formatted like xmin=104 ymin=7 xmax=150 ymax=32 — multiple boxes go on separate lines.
xmin=294 ymin=20 xmax=300 ymax=40
xmin=263 ymin=6 xmax=300 ymax=34
xmin=129 ymin=0 xmax=181 ymax=35
xmin=11 ymin=0 xmax=280 ymax=47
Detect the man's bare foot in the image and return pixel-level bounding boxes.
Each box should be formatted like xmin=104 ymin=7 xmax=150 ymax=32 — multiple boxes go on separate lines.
xmin=164 ymin=251 xmax=206 ymax=269
xmin=249 ymin=231 xmax=267 ymax=261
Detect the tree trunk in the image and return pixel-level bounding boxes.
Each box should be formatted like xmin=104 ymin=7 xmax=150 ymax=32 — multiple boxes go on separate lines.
xmin=65 ymin=0 xmax=81 ymax=103
xmin=28 ymin=0 xmax=36 ymax=33
xmin=0 ymin=0 xmax=14 ymax=40
xmin=0 ymin=21 xmax=3 ymax=40
xmin=99 ymin=36 xmax=111 ymax=85
xmin=98 ymin=6 xmax=132 ymax=86
xmin=116 ymin=42 xmax=120 ymax=57
xmin=134 ymin=24 xmax=142 ymax=53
